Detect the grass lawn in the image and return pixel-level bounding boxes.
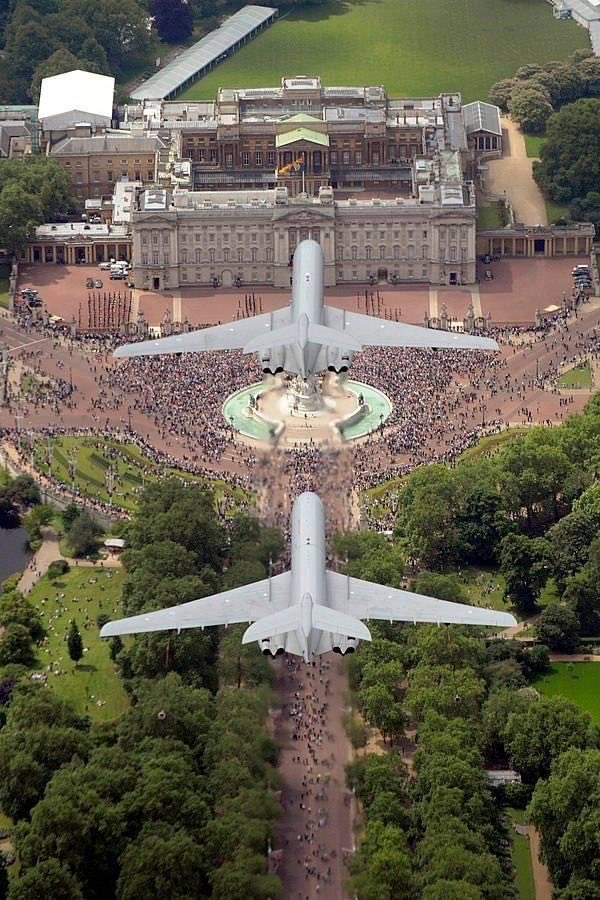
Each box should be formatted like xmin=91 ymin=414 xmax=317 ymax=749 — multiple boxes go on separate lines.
xmin=461 ymin=566 xmax=509 ymax=612
xmin=534 ymin=662 xmax=600 ymax=725
xmin=523 ymin=134 xmax=546 ymax=158
xmin=507 ymin=808 xmax=535 ymax=900
xmin=179 ymin=0 xmax=586 ymax=104
xmin=28 ymin=435 xmax=252 ymax=514
xmin=457 ymin=427 xmax=527 ymax=463
xmin=26 ymin=568 xmax=129 ymax=723
xmin=477 ymin=202 xmax=507 ymax=231
xmin=557 ymin=363 xmax=593 ymax=390
xmin=546 ymin=199 xmax=570 ymax=224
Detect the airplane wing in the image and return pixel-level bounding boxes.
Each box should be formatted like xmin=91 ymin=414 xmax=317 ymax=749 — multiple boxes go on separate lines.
xmin=323 ymin=306 xmax=498 ymax=351
xmin=114 ymin=307 xmax=292 ymax=358
xmin=100 ymin=572 xmax=292 ymax=637
xmin=325 ymin=570 xmax=516 ymax=628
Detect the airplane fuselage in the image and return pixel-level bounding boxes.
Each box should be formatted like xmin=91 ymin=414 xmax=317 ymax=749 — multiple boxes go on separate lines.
xmin=259 ymin=240 xmax=353 ymax=376
xmin=259 ymin=492 xmax=358 ymax=661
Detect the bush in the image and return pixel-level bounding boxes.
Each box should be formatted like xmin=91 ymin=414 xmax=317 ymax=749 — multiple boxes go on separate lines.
xmin=343 ymin=713 xmax=368 ymax=749
xmin=47 ymin=559 xmax=70 ymax=580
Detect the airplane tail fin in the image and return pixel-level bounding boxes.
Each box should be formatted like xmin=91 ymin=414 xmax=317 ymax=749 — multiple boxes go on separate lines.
xmin=311 ymin=605 xmax=372 ymax=642
xmin=242 ymin=606 xmax=301 ymax=644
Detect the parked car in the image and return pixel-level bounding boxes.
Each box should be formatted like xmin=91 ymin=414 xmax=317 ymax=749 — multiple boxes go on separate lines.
xmin=110 ymin=272 xmax=124 ymax=280
xmin=99 ymin=262 xmax=111 ymax=271
xmin=572 ymin=265 xmax=590 ymax=276
xmin=94 ymin=279 xmax=103 ymax=289
xmin=86 ymin=278 xmax=94 ymax=288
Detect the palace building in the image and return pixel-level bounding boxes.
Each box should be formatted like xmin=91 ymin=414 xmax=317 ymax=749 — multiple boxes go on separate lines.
xmin=129 ymin=180 xmax=477 ymax=291
xmin=127 ymin=76 xmax=488 ymax=196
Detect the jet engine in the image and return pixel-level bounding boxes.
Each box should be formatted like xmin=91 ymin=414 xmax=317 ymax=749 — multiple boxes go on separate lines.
xmin=260 ymin=636 xmax=286 ymax=657
xmin=327 ymin=347 xmax=352 ymax=374
xmin=331 ymin=635 xmax=358 ymax=655
xmin=260 ymin=346 xmax=285 ymax=375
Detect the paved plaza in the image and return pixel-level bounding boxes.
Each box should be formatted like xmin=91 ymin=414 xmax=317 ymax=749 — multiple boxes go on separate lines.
xmin=18 ymin=255 xmax=586 ymax=332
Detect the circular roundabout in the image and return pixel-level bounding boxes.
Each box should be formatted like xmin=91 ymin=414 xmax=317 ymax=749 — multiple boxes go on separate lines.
xmin=223 ymin=373 xmax=392 ymax=447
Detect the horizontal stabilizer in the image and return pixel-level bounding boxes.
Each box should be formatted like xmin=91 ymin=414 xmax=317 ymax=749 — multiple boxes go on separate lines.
xmin=307 ymin=323 xmax=362 ymax=352
xmin=243 ymin=323 xmax=297 ymax=354
xmin=311 ymin=605 xmax=372 ymax=642
xmin=242 ymin=606 xmax=301 ymax=644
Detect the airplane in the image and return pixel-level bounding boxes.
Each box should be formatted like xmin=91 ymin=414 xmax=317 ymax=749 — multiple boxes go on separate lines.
xmin=113 ymin=240 xmax=498 ymax=376
xmin=100 ymin=492 xmax=516 ymax=662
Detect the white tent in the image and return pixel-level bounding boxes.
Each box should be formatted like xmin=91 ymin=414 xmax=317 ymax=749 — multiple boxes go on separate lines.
xmin=39 ymin=70 xmax=115 ymax=132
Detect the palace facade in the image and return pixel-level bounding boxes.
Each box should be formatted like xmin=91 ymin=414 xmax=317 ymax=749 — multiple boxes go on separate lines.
xmin=130 ymin=181 xmax=477 ymax=291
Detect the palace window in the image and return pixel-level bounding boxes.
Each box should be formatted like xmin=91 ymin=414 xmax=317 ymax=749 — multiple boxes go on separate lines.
xmin=241 ymin=151 xmax=250 ymax=166
xmin=255 ymin=151 xmax=263 ymax=166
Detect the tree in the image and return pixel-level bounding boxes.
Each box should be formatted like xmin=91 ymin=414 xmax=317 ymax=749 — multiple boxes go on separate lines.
xmin=563 ymin=568 xmax=600 ymax=636
xmin=570 ymin=190 xmax=600 ymax=234
xmin=0 ymin=623 xmax=35 ymax=667
xmin=499 ymin=533 xmax=549 ymax=613
xmin=534 ymin=98 xmax=600 ymax=203
xmin=347 ymin=821 xmax=416 ymax=900
xmin=67 ymin=511 xmax=101 ymax=557
xmin=6 ymin=475 xmax=40 ymax=507
xmin=67 ymin=620 xmax=83 ymax=666
xmin=509 ymin=86 xmax=554 ymax=133
xmin=488 ymin=78 xmax=516 ymax=110
xmin=0 ymin=591 xmax=45 ymax=642
xmin=412 ymin=573 xmax=469 ymax=605
xmin=529 ymin=748 xmax=600 ymax=889
xmin=395 ymin=465 xmax=461 ymax=569
xmin=547 ymin=509 xmax=598 ymax=590
xmin=151 ymin=0 xmax=193 ymax=43
xmin=504 ymin=696 xmax=597 ymax=783
xmin=62 ymin=503 xmax=81 ymax=532
xmin=535 ymin=603 xmax=580 ymax=652
xmin=116 ymin=826 xmax=206 ymax=900
xmin=8 ymin=858 xmax=84 ymax=900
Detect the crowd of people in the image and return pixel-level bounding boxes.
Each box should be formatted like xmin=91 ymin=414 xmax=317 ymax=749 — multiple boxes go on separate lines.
xmin=275 ymin=655 xmax=351 ymax=899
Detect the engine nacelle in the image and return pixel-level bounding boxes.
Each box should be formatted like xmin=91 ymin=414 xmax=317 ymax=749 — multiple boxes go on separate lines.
xmin=260 ymin=346 xmax=285 ymax=375
xmin=331 ymin=635 xmax=358 ymax=655
xmin=260 ymin=636 xmax=286 ymax=657
xmin=327 ymin=347 xmax=352 ymax=374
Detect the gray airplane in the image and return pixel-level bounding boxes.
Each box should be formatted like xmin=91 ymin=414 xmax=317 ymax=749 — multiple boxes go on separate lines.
xmin=100 ymin=492 xmax=516 ymax=661
xmin=113 ymin=240 xmax=498 ymax=375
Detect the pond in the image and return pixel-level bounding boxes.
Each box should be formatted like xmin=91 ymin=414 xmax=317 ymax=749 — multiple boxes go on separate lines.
xmin=0 ymin=527 xmax=31 ymax=583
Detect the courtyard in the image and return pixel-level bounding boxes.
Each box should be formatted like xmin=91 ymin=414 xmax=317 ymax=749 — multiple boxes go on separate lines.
xmin=17 ymin=255 xmax=588 ymax=331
